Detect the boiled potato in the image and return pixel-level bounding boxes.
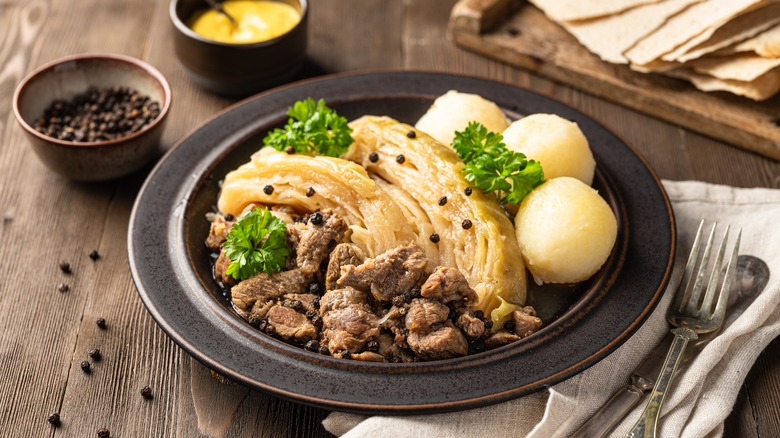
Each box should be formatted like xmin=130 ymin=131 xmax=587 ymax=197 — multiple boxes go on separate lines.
xmin=514 ymin=177 xmax=617 ymax=285
xmin=503 ymin=114 xmax=595 ymax=185
xmin=415 ymin=90 xmax=509 ymax=146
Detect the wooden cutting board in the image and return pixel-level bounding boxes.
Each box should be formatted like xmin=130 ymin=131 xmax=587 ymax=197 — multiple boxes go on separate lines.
xmin=449 ymin=0 xmax=780 ymax=160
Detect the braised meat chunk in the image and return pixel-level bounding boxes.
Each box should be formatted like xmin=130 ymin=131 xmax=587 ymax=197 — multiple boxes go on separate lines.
xmin=319 ymin=288 xmax=380 ymax=356
xmin=296 ymin=209 xmax=346 ymax=276
xmin=266 ymin=305 xmax=317 ymax=342
xmin=405 ymin=298 xmax=449 ymax=332
xmin=511 ymin=306 xmax=543 ymax=337
xmin=337 ymin=243 xmax=427 ymax=301
xmin=406 ymin=323 xmax=468 ymax=360
xmin=325 ymin=243 xmax=365 ymax=291
xmin=230 ymin=269 xmax=308 ymax=320
xmin=420 ymin=266 xmax=477 ymax=304
xmin=456 ymin=311 xmax=486 ymax=340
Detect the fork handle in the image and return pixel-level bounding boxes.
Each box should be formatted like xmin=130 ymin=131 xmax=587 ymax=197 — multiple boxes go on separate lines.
xmin=626 ymin=327 xmax=698 ymax=438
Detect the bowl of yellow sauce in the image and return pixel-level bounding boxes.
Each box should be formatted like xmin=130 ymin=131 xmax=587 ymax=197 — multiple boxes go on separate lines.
xmin=170 ymin=0 xmax=308 ymax=96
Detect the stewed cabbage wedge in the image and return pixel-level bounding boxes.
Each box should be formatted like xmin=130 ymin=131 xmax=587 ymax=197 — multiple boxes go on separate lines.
xmin=345 ymin=116 xmax=528 ymax=311
xmin=218 ymin=148 xmax=417 ymax=259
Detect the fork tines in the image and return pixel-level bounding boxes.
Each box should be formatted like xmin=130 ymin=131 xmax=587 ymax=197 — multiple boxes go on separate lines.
xmin=673 ymin=220 xmax=742 ymax=329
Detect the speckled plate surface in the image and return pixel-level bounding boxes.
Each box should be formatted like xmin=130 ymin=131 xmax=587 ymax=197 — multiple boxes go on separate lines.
xmin=128 ymin=71 xmax=675 ymax=414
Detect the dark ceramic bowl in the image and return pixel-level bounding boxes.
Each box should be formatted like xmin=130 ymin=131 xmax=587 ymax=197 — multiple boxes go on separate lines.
xmin=129 ymin=71 xmax=676 ymax=414
xmin=170 ymin=0 xmax=308 ymax=96
xmin=13 ymin=54 xmax=171 ymax=182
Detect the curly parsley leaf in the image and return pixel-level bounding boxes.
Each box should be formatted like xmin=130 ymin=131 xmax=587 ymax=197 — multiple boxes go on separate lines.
xmin=453 ymin=121 xmax=545 ymax=205
xmin=223 ymin=207 xmax=289 ymax=281
xmin=263 ymin=98 xmax=353 ymax=157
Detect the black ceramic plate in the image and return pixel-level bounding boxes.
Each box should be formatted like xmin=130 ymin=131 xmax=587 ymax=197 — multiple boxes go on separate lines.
xmin=128 ymin=71 xmax=675 ymax=414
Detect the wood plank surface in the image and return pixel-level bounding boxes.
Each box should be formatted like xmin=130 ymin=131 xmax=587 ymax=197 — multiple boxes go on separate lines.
xmin=0 ymin=0 xmax=778 ymax=437
xmin=450 ymin=0 xmax=780 ymax=160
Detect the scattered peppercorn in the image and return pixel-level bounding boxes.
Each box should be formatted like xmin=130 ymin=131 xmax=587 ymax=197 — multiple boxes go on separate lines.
xmin=257 ymin=319 xmax=268 ymax=332
xmin=368 ymin=152 xmax=379 ymax=163
xmin=2 ymin=214 xmax=12 ymax=224
xmin=59 ymin=262 xmax=72 ymax=274
xmin=341 ymin=350 xmax=351 ymax=359
xmin=284 ymin=299 xmax=303 ymax=311
xmin=248 ymin=315 xmax=262 ymax=327
xmin=429 ymin=233 xmax=440 ymax=243
xmin=319 ymin=345 xmax=330 ymax=355
xmin=97 ymin=427 xmax=110 ymax=438
xmin=304 ymin=340 xmax=320 ymax=352
xmin=305 ymin=186 xmax=315 ymax=197
xmin=305 ymin=309 xmax=317 ymax=319
xmin=438 ymin=196 xmax=447 ymax=206
xmin=473 ymin=310 xmax=484 ymax=319
xmin=80 ymin=361 xmax=91 ymax=374
xmin=33 ymin=86 xmax=160 ymax=143
xmin=263 ymin=185 xmax=274 ymax=195
xmin=395 ymin=154 xmax=405 ymax=164
xmin=224 ymin=213 xmax=235 ymax=221
xmin=89 ymin=349 xmax=102 ymax=362
xmin=462 ymin=219 xmax=473 ymax=230
xmin=141 ymin=386 xmax=153 ymax=399
xmin=484 ymin=320 xmax=494 ymax=329
xmin=311 ymin=315 xmax=322 ymax=327
xmin=366 ymin=340 xmax=379 ymax=352
xmin=406 ymin=130 xmax=416 ymax=139
xmin=285 ymin=146 xmax=295 ymax=154
xmin=89 ymin=250 xmax=100 ymax=261
xmin=311 ymin=296 xmax=321 ymax=308
xmin=58 ymin=283 xmax=69 ymax=293
xmin=464 ymin=187 xmax=473 ymax=196
xmin=310 ymin=212 xmax=323 ymax=225
xmin=503 ymin=321 xmax=516 ymax=332
xmin=96 ymin=318 xmax=107 ymax=329
xmin=47 ymin=412 xmax=61 ymax=427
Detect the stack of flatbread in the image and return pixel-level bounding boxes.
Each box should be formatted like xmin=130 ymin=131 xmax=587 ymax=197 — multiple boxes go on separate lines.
xmin=528 ymin=0 xmax=780 ymax=100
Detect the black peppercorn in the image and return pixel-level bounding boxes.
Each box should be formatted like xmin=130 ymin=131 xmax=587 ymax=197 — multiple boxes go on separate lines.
xmin=97 ymin=428 xmax=110 ymax=438
xmin=319 ymin=345 xmax=330 ymax=355
xmin=429 ymin=233 xmax=440 ymax=243
xmin=395 ymin=154 xmax=405 ymax=164
xmin=89 ymin=250 xmax=101 ymax=261
xmin=47 ymin=412 xmax=61 ymax=427
xmin=438 ymin=196 xmax=447 ymax=206
xmin=462 ymin=219 xmax=473 ymax=229
xmin=263 ymin=184 xmax=274 ymax=195
xmin=80 ymin=361 xmax=91 ymax=374
xmin=310 ymin=212 xmax=323 ymax=225
xmin=473 ymin=310 xmax=484 ymax=319
xmin=257 ymin=319 xmax=268 ymax=332
xmin=311 ymin=315 xmax=322 ymax=327
xmin=248 ymin=315 xmax=262 ymax=327
xmin=406 ymin=130 xmax=416 ymax=139
xmin=312 ymin=296 xmax=321 ymax=308
xmin=484 ymin=320 xmax=494 ymax=329
xmin=89 ymin=349 xmax=102 ymax=362
xmin=341 ymin=350 xmax=351 ymax=359
xmin=503 ymin=321 xmax=516 ymax=332
xmin=304 ymin=340 xmax=320 ymax=352
xmin=141 ymin=386 xmax=153 ymax=399
xmin=366 ymin=340 xmax=379 ymax=352
xmin=305 ymin=309 xmax=317 ymax=319
xmin=224 ymin=213 xmax=235 ymax=222
xmin=285 ymin=146 xmax=295 ymax=154
xmin=96 ymin=318 xmax=107 ymax=329
xmin=305 ymin=187 xmax=315 ymax=197
xmin=368 ymin=152 xmax=379 ymax=163
xmin=464 ymin=187 xmax=473 ymax=196
xmin=58 ymin=283 xmax=69 ymax=293
xmin=308 ymin=283 xmax=321 ymax=295
xmin=59 ymin=262 xmax=72 ymax=274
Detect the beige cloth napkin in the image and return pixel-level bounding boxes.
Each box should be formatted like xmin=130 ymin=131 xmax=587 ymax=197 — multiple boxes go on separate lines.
xmin=323 ymin=180 xmax=780 ymax=438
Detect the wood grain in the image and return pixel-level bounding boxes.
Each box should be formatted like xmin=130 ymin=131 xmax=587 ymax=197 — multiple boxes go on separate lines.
xmin=450 ymin=2 xmax=780 ymax=160
xmin=0 ymin=0 xmax=778 ymax=437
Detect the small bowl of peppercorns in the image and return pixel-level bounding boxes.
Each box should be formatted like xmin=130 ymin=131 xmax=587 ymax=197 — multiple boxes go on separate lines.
xmin=12 ymin=53 xmax=171 ymax=181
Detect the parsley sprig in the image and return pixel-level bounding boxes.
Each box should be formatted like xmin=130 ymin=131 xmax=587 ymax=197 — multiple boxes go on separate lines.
xmin=263 ymin=98 xmax=354 ymax=157
xmin=452 ymin=122 xmax=544 ymax=205
xmin=223 ymin=207 xmax=289 ymax=280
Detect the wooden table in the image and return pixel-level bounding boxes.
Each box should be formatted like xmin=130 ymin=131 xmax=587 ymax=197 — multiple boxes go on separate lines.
xmin=1 ymin=1 xmax=778 ymax=436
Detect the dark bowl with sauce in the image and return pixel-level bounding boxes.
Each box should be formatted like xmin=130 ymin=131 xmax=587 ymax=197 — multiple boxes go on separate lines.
xmin=170 ymin=0 xmax=308 ymax=96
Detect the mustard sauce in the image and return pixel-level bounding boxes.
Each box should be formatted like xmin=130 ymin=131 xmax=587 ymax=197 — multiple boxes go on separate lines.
xmin=189 ymin=1 xmax=300 ymax=44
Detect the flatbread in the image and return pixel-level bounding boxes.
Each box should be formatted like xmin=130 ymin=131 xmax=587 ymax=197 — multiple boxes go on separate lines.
xmin=561 ymin=0 xmax=703 ymax=64
xmin=666 ymin=2 xmax=780 ymax=63
xmin=688 ymin=53 xmax=780 ymax=82
xmin=624 ymin=0 xmax=768 ymax=67
xmin=528 ymin=0 xmax=662 ymax=23
xmin=734 ymin=23 xmax=780 ymax=57
xmin=667 ymin=66 xmax=780 ymax=100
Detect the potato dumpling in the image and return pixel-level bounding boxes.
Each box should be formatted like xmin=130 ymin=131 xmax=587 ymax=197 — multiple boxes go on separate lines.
xmin=514 ymin=177 xmax=617 ymax=285
xmin=415 ymin=90 xmax=509 ymax=146
xmin=503 ymin=114 xmax=596 ymax=185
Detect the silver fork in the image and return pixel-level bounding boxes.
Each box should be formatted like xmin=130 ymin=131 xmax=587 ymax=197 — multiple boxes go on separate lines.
xmin=627 ymin=221 xmax=741 ymax=438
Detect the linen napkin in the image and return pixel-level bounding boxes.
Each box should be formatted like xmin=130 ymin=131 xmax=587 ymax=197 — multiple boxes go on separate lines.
xmin=323 ymin=180 xmax=780 ymax=438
